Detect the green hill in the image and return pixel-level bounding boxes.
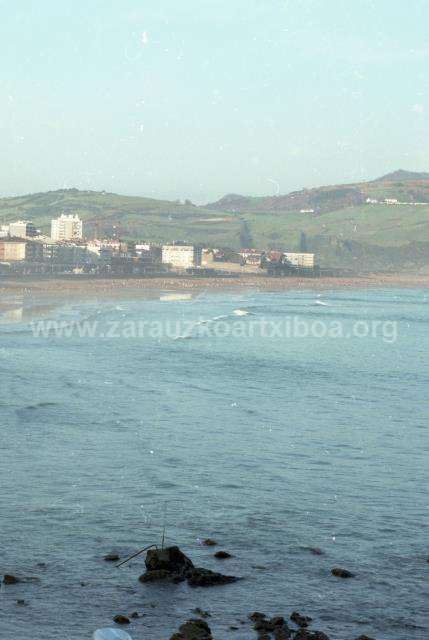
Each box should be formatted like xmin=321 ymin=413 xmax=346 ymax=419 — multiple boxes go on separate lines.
xmin=1 ymin=171 xmax=429 ymax=272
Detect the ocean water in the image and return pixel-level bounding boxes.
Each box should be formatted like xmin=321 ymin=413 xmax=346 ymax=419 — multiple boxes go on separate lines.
xmin=0 ymin=287 xmax=427 ymax=640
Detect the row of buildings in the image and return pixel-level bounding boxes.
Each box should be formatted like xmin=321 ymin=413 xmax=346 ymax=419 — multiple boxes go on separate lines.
xmin=0 ymin=212 xmax=317 ymax=276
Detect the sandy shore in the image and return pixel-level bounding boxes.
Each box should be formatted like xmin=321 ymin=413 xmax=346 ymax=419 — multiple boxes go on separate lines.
xmin=1 ymin=272 xmax=429 ymax=306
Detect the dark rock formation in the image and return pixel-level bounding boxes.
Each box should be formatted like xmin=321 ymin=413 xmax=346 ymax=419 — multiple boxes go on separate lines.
xmin=146 ymin=546 xmax=194 ymax=573
xmin=192 ymin=608 xmax=211 ymax=618
xmin=139 ymin=546 xmax=194 ymax=582
xmin=139 ymin=569 xmax=177 ymax=583
xmin=290 ymin=611 xmax=312 ymax=628
xmin=104 ymin=552 xmax=120 ymax=562
xmin=249 ymin=612 xmax=292 ymax=638
xmin=3 ymin=575 xmax=20 ymax=584
xmin=113 ymin=615 xmax=130 ymax=625
xmin=294 ymin=630 xmax=330 ymax=640
xmin=331 ymin=567 xmax=355 ymax=578
xmin=214 ymin=550 xmax=233 ymax=559
xmin=187 ymin=567 xmax=239 ymax=587
xmin=138 ymin=545 xmax=239 ymax=587
xmin=354 ymin=636 xmax=375 ymax=640
xmin=202 ymin=539 xmax=218 ymax=546
xmin=170 ymin=618 xmax=212 ymax=639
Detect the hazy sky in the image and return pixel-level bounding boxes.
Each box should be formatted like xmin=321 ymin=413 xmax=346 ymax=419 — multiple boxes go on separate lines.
xmin=1 ymin=1 xmax=428 ymax=202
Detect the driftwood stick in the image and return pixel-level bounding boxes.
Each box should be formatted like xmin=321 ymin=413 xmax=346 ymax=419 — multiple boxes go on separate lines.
xmin=115 ymin=544 xmax=158 ymax=568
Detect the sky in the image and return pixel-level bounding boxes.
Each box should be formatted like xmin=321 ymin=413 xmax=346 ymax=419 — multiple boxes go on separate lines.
xmin=1 ymin=0 xmax=428 ymax=202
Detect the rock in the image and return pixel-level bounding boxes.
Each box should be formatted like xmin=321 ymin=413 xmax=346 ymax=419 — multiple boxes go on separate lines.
xmin=113 ymin=615 xmax=130 ymax=625
xmin=146 ymin=546 xmax=194 ymax=573
xmin=202 ymin=539 xmax=218 ymax=546
xmin=187 ymin=567 xmax=239 ymax=587
xmin=331 ymin=567 xmax=355 ymax=578
xmin=290 ymin=611 xmax=313 ymax=627
xmin=252 ymin=615 xmax=291 ymax=638
xmin=139 ymin=546 xmax=194 ymax=582
xmin=249 ymin=612 xmax=267 ymax=622
xmin=16 ymin=600 xmax=28 ymax=606
xmin=354 ymin=636 xmax=375 ymax=640
xmin=3 ymin=574 xmax=20 ymax=585
xmin=130 ymin=612 xmax=140 ymax=618
xmin=192 ymin=608 xmax=211 ymax=618
xmin=170 ymin=618 xmax=212 ymax=639
xmin=273 ymin=627 xmax=292 ymax=639
xmin=294 ymin=630 xmax=330 ymax=640
xmin=308 ymin=547 xmax=324 ymax=556
xmin=104 ymin=552 xmax=120 ymax=562
xmin=214 ymin=550 xmax=233 ymax=559
xmin=139 ymin=569 xmax=176 ymax=583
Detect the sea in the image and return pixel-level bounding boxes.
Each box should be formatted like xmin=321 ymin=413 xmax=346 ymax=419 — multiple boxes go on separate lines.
xmin=0 ymin=287 xmax=427 ymax=640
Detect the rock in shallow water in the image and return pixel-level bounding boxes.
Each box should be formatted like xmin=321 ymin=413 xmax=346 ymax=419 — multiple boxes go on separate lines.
xmin=331 ymin=567 xmax=355 ymax=578
xmin=138 ymin=546 xmax=239 ymax=587
xmin=113 ymin=615 xmax=130 ymax=625
xmin=170 ymin=618 xmax=212 ymax=640
xmin=104 ymin=552 xmax=120 ymax=562
xmin=3 ymin=574 xmax=20 ymax=584
xmin=294 ymin=631 xmax=330 ymax=640
xmin=187 ymin=567 xmax=239 ymax=587
xmin=290 ymin=611 xmax=312 ymax=628
xmin=214 ymin=550 xmax=233 ymax=559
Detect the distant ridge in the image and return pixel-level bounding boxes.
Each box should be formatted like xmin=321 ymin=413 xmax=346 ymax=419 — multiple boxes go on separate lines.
xmin=374 ymin=169 xmax=429 ymax=182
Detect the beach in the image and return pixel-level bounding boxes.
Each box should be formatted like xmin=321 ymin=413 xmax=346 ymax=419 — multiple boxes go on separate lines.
xmin=1 ymin=272 xmax=429 ymax=306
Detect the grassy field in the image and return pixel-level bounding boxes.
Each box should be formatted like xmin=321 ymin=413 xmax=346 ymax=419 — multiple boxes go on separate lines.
xmin=1 ymin=184 xmax=429 ymax=271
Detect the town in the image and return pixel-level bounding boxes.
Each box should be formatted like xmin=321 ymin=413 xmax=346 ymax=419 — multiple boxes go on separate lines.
xmin=0 ymin=214 xmax=319 ymax=279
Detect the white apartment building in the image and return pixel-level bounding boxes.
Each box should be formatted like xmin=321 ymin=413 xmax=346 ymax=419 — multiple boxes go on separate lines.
xmin=284 ymin=252 xmax=315 ymax=268
xmin=161 ymin=245 xmax=202 ymax=269
xmin=0 ymin=225 xmax=9 ymax=238
xmin=8 ymin=220 xmax=37 ymax=238
xmin=51 ymin=214 xmax=83 ymax=241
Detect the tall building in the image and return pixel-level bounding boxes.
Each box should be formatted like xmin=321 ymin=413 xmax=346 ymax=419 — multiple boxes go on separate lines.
xmin=161 ymin=245 xmax=202 ymax=269
xmin=8 ymin=220 xmax=37 ymax=238
xmin=51 ymin=214 xmax=83 ymax=241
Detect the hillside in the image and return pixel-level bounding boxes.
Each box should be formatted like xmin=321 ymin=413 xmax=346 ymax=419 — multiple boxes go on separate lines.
xmin=0 ymin=189 xmax=242 ymax=249
xmin=1 ymin=171 xmax=429 ymax=272
xmin=206 ymin=170 xmax=429 ymax=213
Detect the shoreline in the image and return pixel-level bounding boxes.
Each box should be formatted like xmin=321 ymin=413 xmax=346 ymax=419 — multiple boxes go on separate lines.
xmin=1 ymin=272 xmax=429 ymax=305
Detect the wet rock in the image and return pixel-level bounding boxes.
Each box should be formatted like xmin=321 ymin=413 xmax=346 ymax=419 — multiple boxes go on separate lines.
xmin=251 ymin=614 xmax=291 ymax=638
xmin=290 ymin=611 xmax=312 ymax=627
xmin=294 ymin=630 xmax=330 ymax=640
xmin=146 ymin=546 xmax=194 ymax=574
xmin=214 ymin=550 xmax=233 ymax=559
xmin=139 ymin=546 xmax=194 ymax=582
xmin=354 ymin=636 xmax=375 ymax=640
xmin=16 ymin=600 xmax=28 ymax=606
xmin=187 ymin=567 xmax=239 ymax=587
xmin=202 ymin=539 xmax=218 ymax=546
xmin=192 ymin=608 xmax=211 ymax=618
xmin=308 ymin=547 xmax=324 ymax=556
xmin=3 ymin=574 xmax=20 ymax=585
xmin=273 ymin=627 xmax=292 ymax=639
xmin=113 ymin=614 xmax=130 ymax=625
xmin=331 ymin=567 xmax=355 ymax=578
xmin=130 ymin=611 xmax=141 ymax=618
xmin=170 ymin=618 xmax=212 ymax=640
xmin=249 ymin=612 xmax=267 ymax=622
xmin=104 ymin=552 xmax=120 ymax=562
xmin=139 ymin=569 xmax=176 ymax=583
